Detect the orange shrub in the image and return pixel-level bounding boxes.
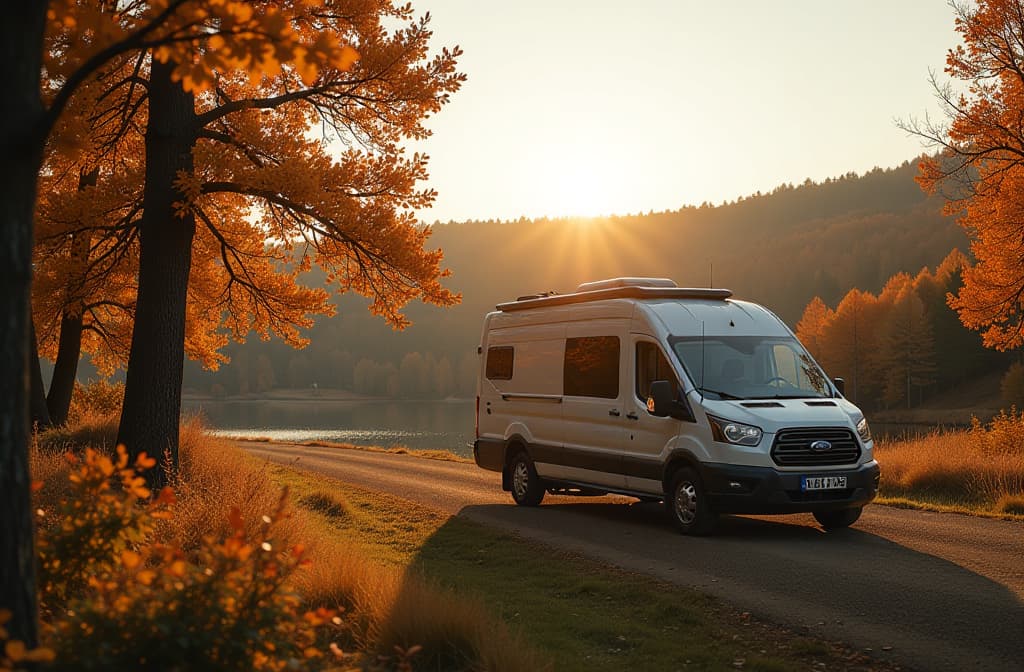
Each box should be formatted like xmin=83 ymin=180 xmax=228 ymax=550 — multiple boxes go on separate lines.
xmin=67 ymin=380 xmax=124 ymax=426
xmin=35 ymin=446 xmax=346 ymax=671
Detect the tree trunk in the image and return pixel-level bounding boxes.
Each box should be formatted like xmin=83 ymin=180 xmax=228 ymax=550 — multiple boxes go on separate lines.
xmin=30 ymin=318 xmax=52 ymax=431
xmin=47 ymin=169 xmax=97 ymax=426
xmin=117 ymin=58 xmax=196 ymax=487
xmin=0 ymin=0 xmax=47 ymax=649
xmin=46 ymin=310 xmax=83 ymax=426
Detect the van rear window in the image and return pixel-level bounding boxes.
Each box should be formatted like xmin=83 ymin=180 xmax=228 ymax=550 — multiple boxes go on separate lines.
xmin=486 ymin=346 xmax=514 ymax=380
xmin=564 ymin=336 xmax=620 ymax=398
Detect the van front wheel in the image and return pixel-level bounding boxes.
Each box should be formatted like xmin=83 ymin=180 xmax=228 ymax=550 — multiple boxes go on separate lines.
xmin=666 ymin=467 xmax=716 ymax=535
xmin=509 ymin=452 xmax=545 ymax=506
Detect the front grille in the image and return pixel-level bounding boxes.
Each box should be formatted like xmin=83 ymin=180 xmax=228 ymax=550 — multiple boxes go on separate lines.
xmin=771 ymin=427 xmax=860 ymax=467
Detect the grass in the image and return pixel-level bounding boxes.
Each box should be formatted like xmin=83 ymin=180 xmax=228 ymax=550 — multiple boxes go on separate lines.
xmin=297 ymin=439 xmax=472 ymax=463
xmin=32 ymin=415 xmax=546 ymax=671
xmin=273 ymin=463 xmax=905 ymax=672
xmin=234 ymin=436 xmax=473 ymax=463
xmin=875 ymin=409 xmax=1024 ymax=517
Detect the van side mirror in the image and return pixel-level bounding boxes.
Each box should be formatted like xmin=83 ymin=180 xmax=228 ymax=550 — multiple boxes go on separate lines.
xmin=648 ymin=381 xmax=697 ymax=422
xmin=648 ymin=381 xmax=674 ymax=417
xmin=832 ymin=377 xmax=845 ymax=396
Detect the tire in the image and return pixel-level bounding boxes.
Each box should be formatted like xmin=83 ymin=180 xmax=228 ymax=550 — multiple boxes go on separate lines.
xmin=665 ymin=467 xmax=717 ymax=535
xmin=509 ymin=451 xmax=545 ymax=506
xmin=813 ymin=506 xmax=862 ymax=530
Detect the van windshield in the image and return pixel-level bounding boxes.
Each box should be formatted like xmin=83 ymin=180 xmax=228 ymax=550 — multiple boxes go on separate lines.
xmin=670 ymin=335 xmax=833 ymax=400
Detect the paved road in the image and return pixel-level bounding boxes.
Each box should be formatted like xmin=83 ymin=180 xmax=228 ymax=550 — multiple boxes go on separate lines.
xmin=241 ymin=442 xmax=1024 ymax=672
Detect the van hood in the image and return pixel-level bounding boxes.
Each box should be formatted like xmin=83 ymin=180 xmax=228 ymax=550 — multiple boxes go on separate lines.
xmin=697 ymin=396 xmax=863 ymax=433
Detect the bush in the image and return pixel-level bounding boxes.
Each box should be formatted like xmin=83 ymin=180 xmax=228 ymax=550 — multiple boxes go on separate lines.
xmin=35 ymin=446 xmax=346 ymax=671
xmin=28 ymin=422 xmax=544 ymax=671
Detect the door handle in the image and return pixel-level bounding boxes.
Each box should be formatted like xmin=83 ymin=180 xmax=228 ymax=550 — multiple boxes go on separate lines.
xmin=626 ymin=411 xmax=639 ymax=420
xmin=608 ymin=409 xmax=620 ymax=417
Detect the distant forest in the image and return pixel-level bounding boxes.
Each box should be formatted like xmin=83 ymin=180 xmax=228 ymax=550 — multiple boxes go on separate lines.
xmin=180 ymin=158 xmax=996 ymax=404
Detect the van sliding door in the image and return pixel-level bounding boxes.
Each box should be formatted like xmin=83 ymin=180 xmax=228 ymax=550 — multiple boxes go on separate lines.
xmin=550 ymin=323 xmax=627 ymax=489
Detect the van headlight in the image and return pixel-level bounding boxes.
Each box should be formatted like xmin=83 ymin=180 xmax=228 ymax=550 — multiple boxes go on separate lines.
xmin=708 ymin=415 xmax=763 ymax=446
xmin=856 ymin=416 xmax=872 ymax=443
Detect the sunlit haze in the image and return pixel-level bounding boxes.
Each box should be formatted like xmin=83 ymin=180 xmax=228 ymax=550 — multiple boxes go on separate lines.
xmin=407 ymin=0 xmax=959 ymax=223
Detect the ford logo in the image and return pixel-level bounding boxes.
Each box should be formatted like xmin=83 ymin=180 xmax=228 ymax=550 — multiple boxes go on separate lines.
xmin=809 ymin=440 xmax=832 ymax=453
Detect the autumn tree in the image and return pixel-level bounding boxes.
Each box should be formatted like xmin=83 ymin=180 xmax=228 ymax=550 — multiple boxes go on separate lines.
xmin=818 ymin=289 xmax=883 ymax=404
xmin=104 ymin=3 xmax=463 ymax=478
xmin=33 ymin=100 xmax=143 ymax=425
xmin=881 ymin=292 xmax=937 ymax=408
xmin=3 ymin=0 xmax=355 ymax=648
xmin=907 ymin=0 xmax=1024 ymax=350
xmin=795 ymin=296 xmax=835 ymax=360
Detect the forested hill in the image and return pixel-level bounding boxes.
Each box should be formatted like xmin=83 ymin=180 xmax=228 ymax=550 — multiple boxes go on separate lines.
xmin=184 ymin=159 xmax=968 ymax=397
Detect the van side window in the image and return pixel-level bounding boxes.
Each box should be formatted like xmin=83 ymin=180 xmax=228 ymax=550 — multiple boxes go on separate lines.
xmin=564 ymin=336 xmax=619 ymax=398
xmin=485 ymin=346 xmax=514 ymax=380
xmin=636 ymin=342 xmax=680 ymax=401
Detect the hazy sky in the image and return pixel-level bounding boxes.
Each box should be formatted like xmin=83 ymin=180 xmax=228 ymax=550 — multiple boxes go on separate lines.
xmin=407 ymin=1 xmax=959 ymax=223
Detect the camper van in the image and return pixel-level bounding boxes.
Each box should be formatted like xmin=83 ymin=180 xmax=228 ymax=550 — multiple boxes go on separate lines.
xmin=473 ymin=278 xmax=879 ymax=535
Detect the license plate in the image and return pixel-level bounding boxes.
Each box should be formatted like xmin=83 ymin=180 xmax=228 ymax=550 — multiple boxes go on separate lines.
xmin=801 ymin=475 xmax=847 ymax=491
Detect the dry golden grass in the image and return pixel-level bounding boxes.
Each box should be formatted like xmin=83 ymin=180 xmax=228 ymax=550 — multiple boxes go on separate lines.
xmin=295 ymin=439 xmax=473 ymax=463
xmin=36 ymin=412 xmax=120 ymax=453
xmin=31 ymin=416 xmax=545 ymax=671
xmin=875 ymin=409 xmax=1024 ymax=515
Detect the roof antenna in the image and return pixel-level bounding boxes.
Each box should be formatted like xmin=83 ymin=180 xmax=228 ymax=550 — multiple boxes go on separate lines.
xmin=709 ymin=260 xmax=713 ymax=289
xmin=699 ymin=320 xmax=706 ymax=401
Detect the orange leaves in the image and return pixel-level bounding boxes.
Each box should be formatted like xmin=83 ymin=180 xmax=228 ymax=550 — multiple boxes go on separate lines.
xmin=120 ymin=549 xmax=141 ymax=570
xmin=148 ymin=1 xmax=360 ymax=92
xmin=46 ymin=0 xmax=360 ymax=100
xmin=228 ymin=506 xmax=245 ymax=532
xmin=914 ymin=0 xmax=1024 ymax=350
xmin=38 ymin=0 xmax=461 ymax=392
xmin=36 ymin=441 xmax=344 ymax=669
xmin=2 ymin=638 xmax=56 ymax=666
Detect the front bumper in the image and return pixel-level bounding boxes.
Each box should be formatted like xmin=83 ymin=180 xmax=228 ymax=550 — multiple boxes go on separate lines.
xmin=700 ymin=460 xmax=880 ymax=514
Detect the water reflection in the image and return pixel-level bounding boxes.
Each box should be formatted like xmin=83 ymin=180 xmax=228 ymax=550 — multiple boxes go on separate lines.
xmin=182 ymin=399 xmax=475 ymax=457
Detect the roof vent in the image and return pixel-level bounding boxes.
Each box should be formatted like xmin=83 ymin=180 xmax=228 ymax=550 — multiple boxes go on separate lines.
xmin=575 ymin=277 xmax=678 ymax=293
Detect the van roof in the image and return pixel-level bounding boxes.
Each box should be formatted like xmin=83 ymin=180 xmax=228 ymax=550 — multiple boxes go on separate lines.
xmin=496 ymin=277 xmax=732 ymax=312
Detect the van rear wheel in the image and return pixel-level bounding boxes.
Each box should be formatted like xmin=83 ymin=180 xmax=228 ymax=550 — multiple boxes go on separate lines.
xmin=813 ymin=506 xmax=862 ymax=530
xmin=509 ymin=451 xmax=545 ymax=506
xmin=666 ymin=467 xmax=716 ymax=535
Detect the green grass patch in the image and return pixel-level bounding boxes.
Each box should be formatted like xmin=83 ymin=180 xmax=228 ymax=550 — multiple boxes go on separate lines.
xmin=234 ymin=435 xmax=474 ymax=463
xmin=272 ymin=463 xmax=902 ymax=672
xmin=297 ymin=438 xmax=473 ymax=462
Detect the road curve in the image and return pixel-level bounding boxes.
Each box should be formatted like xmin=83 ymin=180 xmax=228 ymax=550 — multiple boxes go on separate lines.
xmin=240 ymin=441 xmax=1024 ymax=672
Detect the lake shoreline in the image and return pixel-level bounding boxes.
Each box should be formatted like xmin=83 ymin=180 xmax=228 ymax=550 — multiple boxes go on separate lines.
xmin=182 ymin=397 xmax=476 ymax=457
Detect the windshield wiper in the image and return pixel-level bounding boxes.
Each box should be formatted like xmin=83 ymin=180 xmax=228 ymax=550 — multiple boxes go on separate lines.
xmin=698 ymin=387 xmax=744 ymax=400
xmin=747 ymin=394 xmax=814 ymax=400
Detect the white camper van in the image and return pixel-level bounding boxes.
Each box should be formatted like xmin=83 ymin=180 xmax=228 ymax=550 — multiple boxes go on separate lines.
xmin=473 ymin=278 xmax=879 ymax=535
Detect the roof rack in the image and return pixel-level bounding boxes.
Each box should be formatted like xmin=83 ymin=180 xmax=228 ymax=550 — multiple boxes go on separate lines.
xmin=497 ymin=278 xmax=732 ymax=312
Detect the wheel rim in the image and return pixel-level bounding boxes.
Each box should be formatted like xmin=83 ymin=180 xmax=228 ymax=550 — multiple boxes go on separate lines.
xmin=513 ymin=461 xmax=530 ymax=498
xmin=674 ymin=480 xmax=698 ymax=525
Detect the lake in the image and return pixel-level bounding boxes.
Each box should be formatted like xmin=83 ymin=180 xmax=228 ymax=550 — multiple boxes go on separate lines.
xmin=182 ymin=398 xmax=476 ymax=458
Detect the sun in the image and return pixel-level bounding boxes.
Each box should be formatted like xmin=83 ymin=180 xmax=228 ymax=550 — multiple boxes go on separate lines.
xmin=529 ymin=153 xmax=623 ymax=219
